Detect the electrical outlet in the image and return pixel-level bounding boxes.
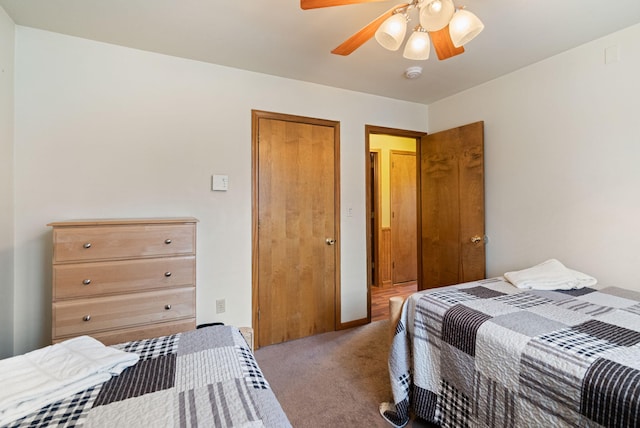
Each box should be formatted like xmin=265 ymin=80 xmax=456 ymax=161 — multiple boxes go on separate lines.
xmin=216 ymin=298 xmax=226 ymax=314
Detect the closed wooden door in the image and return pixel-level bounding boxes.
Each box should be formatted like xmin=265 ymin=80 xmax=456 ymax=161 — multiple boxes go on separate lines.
xmin=419 ymin=121 xmax=485 ymax=289
xmin=252 ymin=111 xmax=339 ymax=348
xmin=390 ymin=151 xmax=417 ymax=284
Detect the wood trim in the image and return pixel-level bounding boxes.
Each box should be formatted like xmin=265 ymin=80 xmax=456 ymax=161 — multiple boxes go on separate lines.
xmin=367 ymin=125 xmax=426 ymax=138
xmin=365 ymin=130 xmax=372 ymax=321
xmin=415 ymin=133 xmax=424 ymax=290
xmin=369 ymin=149 xmax=381 ymax=289
xmin=389 ymin=149 xmax=416 ymax=156
xmin=251 ymin=112 xmax=260 ymax=346
xmin=380 ymin=227 xmax=392 ymax=288
xmin=334 ymin=122 xmax=342 ymax=331
xmin=337 ymin=317 xmax=368 ymax=330
xmin=251 ymin=110 xmax=339 ymax=128
xmin=252 ymin=110 xmax=341 ymax=346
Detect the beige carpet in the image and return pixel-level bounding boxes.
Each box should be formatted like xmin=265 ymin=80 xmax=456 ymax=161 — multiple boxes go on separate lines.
xmin=254 ymin=320 xmax=436 ymax=427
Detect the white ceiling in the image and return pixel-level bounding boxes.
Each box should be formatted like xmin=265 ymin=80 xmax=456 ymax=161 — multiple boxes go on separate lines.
xmin=2 ymin=0 xmax=640 ymax=104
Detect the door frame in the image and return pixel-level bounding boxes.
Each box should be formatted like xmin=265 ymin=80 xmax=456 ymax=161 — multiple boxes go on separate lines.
xmin=365 ymin=125 xmax=426 ymax=320
xmin=369 ymin=149 xmax=381 ymax=288
xmin=252 ymin=110 xmax=341 ymax=347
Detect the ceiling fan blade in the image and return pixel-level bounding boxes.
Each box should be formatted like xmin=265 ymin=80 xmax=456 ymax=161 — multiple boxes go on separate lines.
xmin=331 ymin=3 xmax=409 ymax=56
xmin=301 ymin=0 xmax=389 ymax=10
xmin=429 ymin=25 xmax=464 ymax=60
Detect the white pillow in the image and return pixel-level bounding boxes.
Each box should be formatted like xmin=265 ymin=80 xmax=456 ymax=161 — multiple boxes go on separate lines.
xmin=504 ymin=259 xmax=597 ymax=290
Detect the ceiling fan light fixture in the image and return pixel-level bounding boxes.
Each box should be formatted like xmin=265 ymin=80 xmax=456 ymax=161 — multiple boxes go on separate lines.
xmin=449 ymin=9 xmax=484 ymax=47
xmin=310 ymin=0 xmax=484 ymax=61
xmin=419 ymin=0 xmax=455 ymax=32
xmin=375 ymin=13 xmax=408 ymax=51
xmin=403 ymin=29 xmax=430 ymax=60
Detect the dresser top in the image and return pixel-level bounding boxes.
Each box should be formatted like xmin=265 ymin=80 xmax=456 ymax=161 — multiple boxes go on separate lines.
xmin=47 ymin=217 xmax=199 ymax=227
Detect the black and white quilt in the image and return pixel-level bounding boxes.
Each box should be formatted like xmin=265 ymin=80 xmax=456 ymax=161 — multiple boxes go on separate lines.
xmin=383 ymin=277 xmax=640 ymax=428
xmin=6 ymin=326 xmax=291 ymax=428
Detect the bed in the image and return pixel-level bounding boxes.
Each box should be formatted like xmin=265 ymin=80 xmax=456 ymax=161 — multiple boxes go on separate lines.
xmin=382 ymin=276 xmax=640 ymax=428
xmin=2 ymin=325 xmax=291 ymax=427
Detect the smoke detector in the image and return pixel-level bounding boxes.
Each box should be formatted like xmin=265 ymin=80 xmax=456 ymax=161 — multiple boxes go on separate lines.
xmin=404 ymin=66 xmax=423 ymax=79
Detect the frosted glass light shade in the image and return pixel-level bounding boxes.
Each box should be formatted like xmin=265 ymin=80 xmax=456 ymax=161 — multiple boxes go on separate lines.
xmin=375 ymin=14 xmax=408 ymax=51
xmin=419 ymin=0 xmax=455 ymax=32
xmin=449 ymin=9 xmax=484 ymax=47
xmin=403 ymin=30 xmax=431 ymax=60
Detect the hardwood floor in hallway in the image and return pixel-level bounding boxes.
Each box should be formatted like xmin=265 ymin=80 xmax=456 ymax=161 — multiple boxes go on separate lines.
xmin=371 ymin=281 xmax=418 ymax=322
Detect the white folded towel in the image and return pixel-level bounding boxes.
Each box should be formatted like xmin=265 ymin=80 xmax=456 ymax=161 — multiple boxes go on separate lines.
xmin=0 ymin=335 xmax=139 ymax=426
xmin=504 ymin=259 xmax=597 ymax=290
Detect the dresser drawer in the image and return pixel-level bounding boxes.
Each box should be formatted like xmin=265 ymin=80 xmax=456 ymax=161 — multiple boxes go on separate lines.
xmin=51 ymin=319 xmax=196 ymax=346
xmin=89 ymin=319 xmax=196 ymax=346
xmin=53 ymin=287 xmax=195 ymax=338
xmin=53 ymin=224 xmax=195 ymax=263
xmin=53 ymin=256 xmax=195 ymax=299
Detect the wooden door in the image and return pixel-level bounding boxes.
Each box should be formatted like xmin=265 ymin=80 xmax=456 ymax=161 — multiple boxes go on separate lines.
xmin=419 ymin=121 xmax=485 ymax=289
xmin=390 ymin=151 xmax=417 ymax=284
xmin=252 ymin=111 xmax=339 ymax=348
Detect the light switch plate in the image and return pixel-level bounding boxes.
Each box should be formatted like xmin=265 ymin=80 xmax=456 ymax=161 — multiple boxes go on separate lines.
xmin=216 ymin=298 xmax=226 ymax=314
xmin=212 ymin=174 xmax=229 ymax=191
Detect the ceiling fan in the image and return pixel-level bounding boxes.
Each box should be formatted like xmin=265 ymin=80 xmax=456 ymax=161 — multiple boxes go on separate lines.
xmin=301 ymin=0 xmax=484 ymax=61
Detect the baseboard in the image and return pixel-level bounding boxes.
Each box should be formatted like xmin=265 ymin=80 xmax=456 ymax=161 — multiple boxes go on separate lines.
xmin=337 ymin=317 xmax=369 ymax=330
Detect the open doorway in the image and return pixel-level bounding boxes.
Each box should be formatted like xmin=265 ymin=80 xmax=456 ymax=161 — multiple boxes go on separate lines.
xmin=366 ymin=122 xmax=487 ymax=321
xmin=365 ymin=125 xmax=425 ymax=321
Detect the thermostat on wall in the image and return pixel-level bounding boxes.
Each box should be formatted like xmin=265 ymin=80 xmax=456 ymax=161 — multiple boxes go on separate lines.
xmin=211 ymin=174 xmax=229 ymax=191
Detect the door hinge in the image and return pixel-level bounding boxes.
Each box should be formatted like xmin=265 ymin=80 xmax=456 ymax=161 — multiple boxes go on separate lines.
xmin=258 ymin=309 xmax=261 ymax=321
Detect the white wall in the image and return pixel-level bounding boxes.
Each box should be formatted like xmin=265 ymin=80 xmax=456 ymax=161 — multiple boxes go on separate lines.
xmin=0 ymin=7 xmax=15 ymax=358
xmin=429 ymin=23 xmax=640 ymax=290
xmin=12 ymin=26 xmax=428 ymax=354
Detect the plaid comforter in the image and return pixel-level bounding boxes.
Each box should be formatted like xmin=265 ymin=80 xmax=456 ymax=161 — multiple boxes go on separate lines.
xmin=6 ymin=326 xmax=291 ymax=428
xmin=384 ymin=278 xmax=640 ymax=428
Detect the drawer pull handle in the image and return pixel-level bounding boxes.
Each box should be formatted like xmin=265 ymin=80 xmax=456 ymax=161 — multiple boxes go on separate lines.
xmin=164 ymin=239 xmax=172 ymax=244
xmin=164 ymin=272 xmax=172 ymax=277
xmin=165 ymin=304 xmax=172 ymax=310
xmin=83 ymin=243 xmax=92 ymax=249
xmin=83 ymin=279 xmax=91 ymax=285
xmin=83 ymin=315 xmax=91 ymax=322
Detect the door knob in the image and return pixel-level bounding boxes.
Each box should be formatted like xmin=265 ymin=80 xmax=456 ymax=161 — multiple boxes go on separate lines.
xmin=470 ymin=235 xmax=482 ymax=244
xmin=326 ymin=238 xmax=336 ymax=245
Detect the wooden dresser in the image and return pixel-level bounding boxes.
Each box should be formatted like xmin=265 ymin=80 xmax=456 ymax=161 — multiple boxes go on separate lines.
xmin=48 ymin=217 xmax=198 ymax=345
